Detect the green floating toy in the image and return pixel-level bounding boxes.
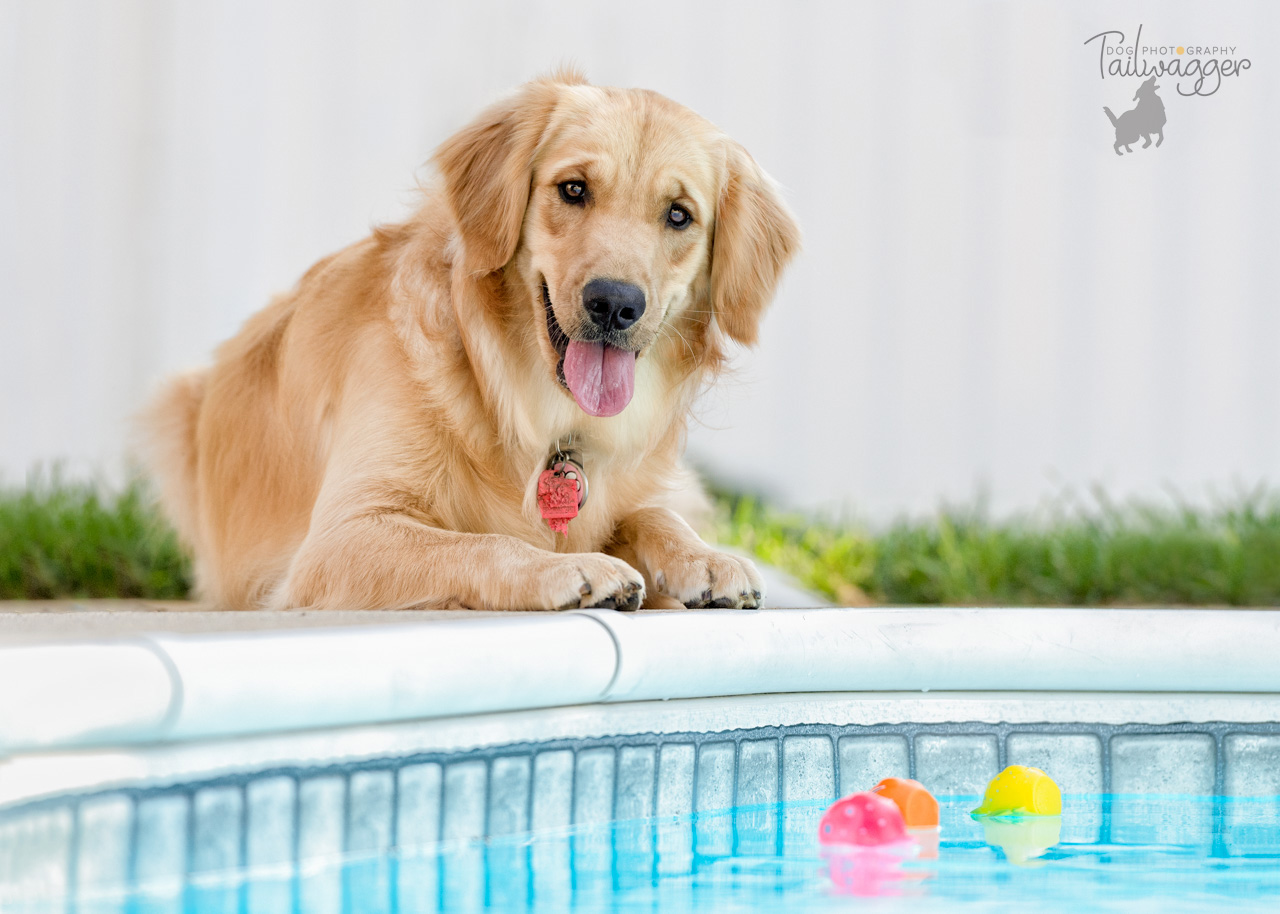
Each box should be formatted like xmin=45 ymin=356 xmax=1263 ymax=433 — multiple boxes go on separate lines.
xmin=972 ymin=765 xmax=1062 ymax=817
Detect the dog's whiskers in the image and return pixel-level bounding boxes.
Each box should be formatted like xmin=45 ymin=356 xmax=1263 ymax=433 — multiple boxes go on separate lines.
xmin=658 ymin=319 xmax=698 ymax=361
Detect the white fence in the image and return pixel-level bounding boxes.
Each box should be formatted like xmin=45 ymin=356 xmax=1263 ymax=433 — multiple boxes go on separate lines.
xmin=2 ymin=0 xmax=1277 ymax=519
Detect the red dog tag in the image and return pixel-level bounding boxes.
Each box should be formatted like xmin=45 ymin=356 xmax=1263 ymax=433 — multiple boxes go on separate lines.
xmin=538 ymin=459 xmax=586 ymax=536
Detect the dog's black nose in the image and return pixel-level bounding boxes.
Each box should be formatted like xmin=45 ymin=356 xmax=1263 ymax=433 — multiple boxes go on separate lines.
xmin=583 ymin=278 xmax=646 ymax=331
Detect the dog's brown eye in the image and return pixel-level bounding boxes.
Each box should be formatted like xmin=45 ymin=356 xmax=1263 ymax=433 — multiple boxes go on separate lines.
xmin=667 ymin=203 xmax=692 ymax=229
xmin=559 ymin=181 xmax=587 ymax=205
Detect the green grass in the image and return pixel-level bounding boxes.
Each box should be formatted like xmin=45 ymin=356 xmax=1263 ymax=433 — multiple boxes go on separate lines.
xmin=0 ymin=477 xmax=190 ymax=600
xmin=712 ymin=489 xmax=1280 ymax=606
xmin=2 ymin=477 xmax=1279 ymax=605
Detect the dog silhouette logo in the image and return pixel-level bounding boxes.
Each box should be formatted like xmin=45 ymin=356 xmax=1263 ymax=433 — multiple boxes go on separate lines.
xmin=1103 ymin=75 xmax=1166 ymax=155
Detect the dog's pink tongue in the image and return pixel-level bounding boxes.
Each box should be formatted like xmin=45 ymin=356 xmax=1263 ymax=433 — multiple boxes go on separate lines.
xmin=563 ymin=340 xmax=636 ymax=417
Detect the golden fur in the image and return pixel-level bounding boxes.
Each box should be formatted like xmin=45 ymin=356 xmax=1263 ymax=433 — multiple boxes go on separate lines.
xmin=142 ymin=71 xmax=800 ymax=611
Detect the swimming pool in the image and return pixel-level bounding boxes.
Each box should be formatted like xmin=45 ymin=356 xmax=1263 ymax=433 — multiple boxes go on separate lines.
xmin=2 ymin=607 xmax=1279 ymax=910
xmin=188 ymin=795 xmax=1275 ymax=913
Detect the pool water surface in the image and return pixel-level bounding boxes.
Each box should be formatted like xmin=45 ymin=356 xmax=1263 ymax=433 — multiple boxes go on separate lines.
xmin=151 ymin=794 xmax=1280 ymax=913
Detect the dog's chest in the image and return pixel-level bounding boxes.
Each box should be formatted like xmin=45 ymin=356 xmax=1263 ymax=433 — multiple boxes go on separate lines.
xmin=426 ymin=454 xmax=626 ymax=552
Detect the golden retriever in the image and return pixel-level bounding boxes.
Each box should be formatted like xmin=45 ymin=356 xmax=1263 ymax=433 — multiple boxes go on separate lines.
xmin=142 ymin=69 xmax=800 ymax=612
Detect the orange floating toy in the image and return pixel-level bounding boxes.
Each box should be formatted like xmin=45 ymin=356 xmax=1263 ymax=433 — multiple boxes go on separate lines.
xmin=871 ymin=777 xmax=940 ymax=828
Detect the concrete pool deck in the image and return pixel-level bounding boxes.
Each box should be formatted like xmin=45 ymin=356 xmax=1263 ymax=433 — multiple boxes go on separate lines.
xmin=0 ymin=601 xmax=509 ymax=643
xmin=0 ymin=550 xmax=835 ymax=641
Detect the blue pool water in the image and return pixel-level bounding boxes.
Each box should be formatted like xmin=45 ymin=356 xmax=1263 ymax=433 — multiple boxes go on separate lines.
xmin=153 ymin=794 xmax=1280 ymax=913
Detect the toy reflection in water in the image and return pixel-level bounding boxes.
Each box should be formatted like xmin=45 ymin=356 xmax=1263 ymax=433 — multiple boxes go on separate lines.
xmin=821 ymin=844 xmax=923 ymax=896
xmin=978 ymin=816 xmax=1063 ymax=866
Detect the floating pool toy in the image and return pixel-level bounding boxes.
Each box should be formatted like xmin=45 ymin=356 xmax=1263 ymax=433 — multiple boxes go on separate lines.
xmin=819 ymin=791 xmax=909 ymax=847
xmin=972 ymin=765 xmax=1062 ymax=817
xmin=820 ymin=792 xmax=919 ymax=896
xmin=871 ymin=777 xmax=939 ymax=828
xmin=979 ymin=816 xmax=1062 ymax=866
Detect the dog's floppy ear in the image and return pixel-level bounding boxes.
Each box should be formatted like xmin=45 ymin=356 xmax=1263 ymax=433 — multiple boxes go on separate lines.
xmin=709 ymin=143 xmax=801 ymax=346
xmin=434 ymin=75 xmax=574 ymax=273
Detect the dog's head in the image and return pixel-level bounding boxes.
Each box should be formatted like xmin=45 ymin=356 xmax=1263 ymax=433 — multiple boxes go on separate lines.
xmin=1135 ymin=75 xmax=1159 ymax=100
xmin=434 ymin=71 xmax=799 ymax=418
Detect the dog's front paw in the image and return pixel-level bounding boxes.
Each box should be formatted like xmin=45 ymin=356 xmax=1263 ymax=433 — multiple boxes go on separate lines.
xmin=542 ymin=553 xmax=645 ymax=612
xmin=655 ymin=550 xmax=765 ymax=609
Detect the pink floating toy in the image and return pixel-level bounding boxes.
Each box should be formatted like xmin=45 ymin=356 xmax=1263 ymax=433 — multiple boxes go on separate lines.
xmin=819 ymin=791 xmax=909 ymax=847
xmin=819 ymin=792 xmax=919 ymax=897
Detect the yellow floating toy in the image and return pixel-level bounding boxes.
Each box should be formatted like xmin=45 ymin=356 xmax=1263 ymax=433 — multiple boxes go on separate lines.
xmin=971 ymin=765 xmax=1062 ymax=817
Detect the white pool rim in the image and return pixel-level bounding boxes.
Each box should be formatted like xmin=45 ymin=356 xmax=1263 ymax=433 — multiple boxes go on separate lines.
xmin=2 ymin=607 xmax=1278 ymax=756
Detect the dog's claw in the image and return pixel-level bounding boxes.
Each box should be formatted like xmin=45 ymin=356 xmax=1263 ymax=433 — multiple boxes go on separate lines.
xmin=682 ymin=587 xmax=715 ymax=609
xmin=587 ymin=588 xmax=641 ymax=612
